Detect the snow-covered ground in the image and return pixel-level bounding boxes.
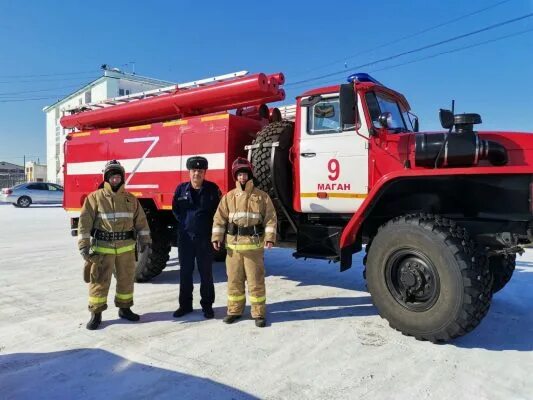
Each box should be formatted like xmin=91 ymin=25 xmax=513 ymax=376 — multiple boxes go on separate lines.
xmin=0 ymin=204 xmax=532 ymax=399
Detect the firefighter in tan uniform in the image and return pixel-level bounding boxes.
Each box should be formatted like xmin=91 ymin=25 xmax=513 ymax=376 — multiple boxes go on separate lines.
xmin=78 ymin=160 xmax=151 ymax=330
xmin=212 ymin=157 xmax=277 ymax=327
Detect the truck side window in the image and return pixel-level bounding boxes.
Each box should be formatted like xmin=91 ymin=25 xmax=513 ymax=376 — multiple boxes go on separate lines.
xmin=365 ymin=92 xmax=408 ymax=132
xmin=307 ymin=98 xmax=342 ymax=135
xmin=365 ymin=92 xmax=382 ymax=128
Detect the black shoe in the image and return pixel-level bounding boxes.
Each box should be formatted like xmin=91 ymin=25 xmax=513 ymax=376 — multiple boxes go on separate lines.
xmin=203 ymin=308 xmax=214 ymax=319
xmin=223 ymin=315 xmax=241 ymax=324
xmin=173 ymin=307 xmax=193 ymax=318
xmin=86 ymin=312 xmax=102 ymax=330
xmin=255 ymin=318 xmax=266 ymax=328
xmin=118 ymin=308 xmax=140 ymax=322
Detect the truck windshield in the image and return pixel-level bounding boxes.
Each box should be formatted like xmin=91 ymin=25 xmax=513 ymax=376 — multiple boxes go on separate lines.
xmin=365 ymin=92 xmax=409 ymax=133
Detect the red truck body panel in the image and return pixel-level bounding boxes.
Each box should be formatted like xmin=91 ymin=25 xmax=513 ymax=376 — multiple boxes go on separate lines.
xmin=63 ymin=113 xmax=262 ymax=211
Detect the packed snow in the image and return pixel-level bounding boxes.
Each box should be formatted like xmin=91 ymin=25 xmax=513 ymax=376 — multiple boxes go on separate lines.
xmin=0 ymin=204 xmax=532 ymax=399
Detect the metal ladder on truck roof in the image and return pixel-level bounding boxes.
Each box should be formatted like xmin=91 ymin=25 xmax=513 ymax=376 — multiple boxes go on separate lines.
xmin=65 ymin=70 xmax=249 ymax=113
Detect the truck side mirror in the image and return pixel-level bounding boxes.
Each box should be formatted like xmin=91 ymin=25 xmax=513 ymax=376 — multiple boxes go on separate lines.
xmin=439 ymin=109 xmax=454 ymax=130
xmin=339 ymin=83 xmax=356 ymax=126
xmin=378 ymin=112 xmax=392 ymax=129
xmin=413 ymin=117 xmax=419 ymax=132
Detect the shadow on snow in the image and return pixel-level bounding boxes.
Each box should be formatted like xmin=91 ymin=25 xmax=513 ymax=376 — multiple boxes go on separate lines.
xmin=0 ymin=348 xmax=258 ymax=400
xmin=144 ymin=248 xmax=533 ymax=350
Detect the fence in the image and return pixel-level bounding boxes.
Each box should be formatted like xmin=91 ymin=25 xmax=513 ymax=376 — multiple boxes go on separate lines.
xmin=0 ymin=173 xmax=25 ymax=189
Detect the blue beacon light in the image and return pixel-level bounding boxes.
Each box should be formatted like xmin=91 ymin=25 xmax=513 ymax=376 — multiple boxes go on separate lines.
xmin=347 ymin=73 xmax=382 ymax=85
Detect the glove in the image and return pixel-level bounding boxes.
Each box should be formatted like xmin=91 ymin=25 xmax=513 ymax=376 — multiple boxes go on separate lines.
xmin=140 ymin=243 xmax=151 ymax=253
xmin=80 ymin=247 xmax=91 ymax=262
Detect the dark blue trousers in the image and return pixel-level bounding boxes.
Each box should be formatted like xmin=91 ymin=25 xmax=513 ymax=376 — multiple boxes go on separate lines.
xmin=178 ymin=233 xmax=215 ymax=310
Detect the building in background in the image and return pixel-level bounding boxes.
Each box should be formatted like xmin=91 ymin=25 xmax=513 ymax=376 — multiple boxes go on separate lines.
xmin=0 ymin=161 xmax=25 ymax=189
xmin=42 ymin=66 xmax=174 ymax=184
xmin=25 ymin=161 xmax=47 ymax=182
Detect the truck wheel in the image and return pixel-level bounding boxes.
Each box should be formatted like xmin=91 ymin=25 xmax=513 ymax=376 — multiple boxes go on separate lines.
xmin=251 ymin=120 xmax=294 ymax=206
xmin=366 ymin=214 xmax=492 ymax=342
xmin=135 ymin=210 xmax=171 ymax=282
xmin=489 ymin=254 xmax=516 ymax=294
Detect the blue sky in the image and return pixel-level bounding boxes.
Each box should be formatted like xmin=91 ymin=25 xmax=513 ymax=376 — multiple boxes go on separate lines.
xmin=0 ymin=0 xmax=532 ymax=166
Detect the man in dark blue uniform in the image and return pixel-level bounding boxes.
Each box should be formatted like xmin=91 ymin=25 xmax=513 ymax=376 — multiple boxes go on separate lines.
xmin=172 ymin=156 xmax=221 ymax=319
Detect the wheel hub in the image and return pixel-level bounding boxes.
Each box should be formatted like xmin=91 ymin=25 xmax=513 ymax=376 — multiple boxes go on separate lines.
xmin=385 ymin=250 xmax=440 ymax=312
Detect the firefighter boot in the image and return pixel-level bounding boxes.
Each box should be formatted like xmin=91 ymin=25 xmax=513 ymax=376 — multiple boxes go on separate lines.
xmin=255 ymin=318 xmax=266 ymax=328
xmin=86 ymin=312 xmax=102 ymax=330
xmin=223 ymin=315 xmax=241 ymax=324
xmin=119 ymin=308 xmax=140 ymax=322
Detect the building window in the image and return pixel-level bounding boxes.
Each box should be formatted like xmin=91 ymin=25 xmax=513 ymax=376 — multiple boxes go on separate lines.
xmin=118 ymin=89 xmax=130 ymax=96
xmin=85 ymin=90 xmax=92 ymax=103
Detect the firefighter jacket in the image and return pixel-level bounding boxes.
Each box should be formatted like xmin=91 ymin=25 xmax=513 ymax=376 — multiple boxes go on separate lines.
xmin=212 ymin=180 xmax=277 ymax=251
xmin=78 ymin=182 xmax=151 ymax=254
xmin=172 ymin=180 xmax=221 ymax=240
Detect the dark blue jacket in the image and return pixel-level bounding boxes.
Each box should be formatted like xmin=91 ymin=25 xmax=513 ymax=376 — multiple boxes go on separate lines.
xmin=172 ymin=180 xmax=221 ymax=240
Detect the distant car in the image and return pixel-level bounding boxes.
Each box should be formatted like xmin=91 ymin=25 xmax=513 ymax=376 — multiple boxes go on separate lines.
xmin=1 ymin=182 xmax=64 ymax=207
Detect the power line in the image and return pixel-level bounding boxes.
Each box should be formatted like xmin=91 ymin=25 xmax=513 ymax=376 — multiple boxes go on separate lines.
xmin=0 ymin=95 xmax=68 ymax=103
xmin=286 ymin=12 xmax=533 ymax=87
xmin=370 ymin=27 xmax=533 ymax=74
xmin=0 ymin=84 xmax=87 ymax=97
xmin=298 ymin=0 xmax=515 ymax=76
xmin=0 ymin=155 xmax=44 ymax=159
xmin=0 ymin=69 xmax=100 ymax=79
xmin=0 ymin=75 xmax=100 ymax=84
xmin=285 ymin=27 xmax=533 ymax=92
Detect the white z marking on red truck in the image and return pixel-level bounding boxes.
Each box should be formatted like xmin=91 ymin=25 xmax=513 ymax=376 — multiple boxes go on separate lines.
xmin=123 ymin=136 xmax=160 ymax=189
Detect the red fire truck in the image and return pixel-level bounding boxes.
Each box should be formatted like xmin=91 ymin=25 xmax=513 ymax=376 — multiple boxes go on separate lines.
xmin=62 ymin=71 xmax=533 ymax=342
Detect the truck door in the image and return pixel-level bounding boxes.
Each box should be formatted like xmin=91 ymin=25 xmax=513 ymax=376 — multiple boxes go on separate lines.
xmin=297 ymin=94 xmax=368 ymax=213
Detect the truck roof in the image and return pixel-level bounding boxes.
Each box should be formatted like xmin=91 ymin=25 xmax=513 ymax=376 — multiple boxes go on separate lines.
xmin=299 ymin=82 xmax=411 ymax=110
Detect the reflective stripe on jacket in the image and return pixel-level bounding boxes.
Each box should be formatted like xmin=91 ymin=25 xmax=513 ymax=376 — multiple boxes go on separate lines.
xmin=78 ymin=182 xmax=151 ymax=253
xmin=212 ymin=180 xmax=277 ymax=250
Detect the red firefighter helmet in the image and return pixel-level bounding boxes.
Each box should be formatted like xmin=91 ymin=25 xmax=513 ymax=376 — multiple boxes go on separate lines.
xmin=231 ymin=157 xmax=254 ymax=180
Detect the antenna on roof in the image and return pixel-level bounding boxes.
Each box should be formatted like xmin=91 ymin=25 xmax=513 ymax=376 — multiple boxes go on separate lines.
xmin=128 ymin=61 xmax=136 ymax=75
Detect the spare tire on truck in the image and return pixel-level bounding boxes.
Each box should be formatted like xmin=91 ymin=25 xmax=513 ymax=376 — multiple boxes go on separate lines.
xmin=250 ymin=120 xmax=294 ymax=209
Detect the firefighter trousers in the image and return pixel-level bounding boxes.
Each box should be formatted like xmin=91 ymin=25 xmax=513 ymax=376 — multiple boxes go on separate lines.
xmin=178 ymin=234 xmax=215 ymax=310
xmin=88 ymin=251 xmax=136 ymax=313
xmin=226 ymin=248 xmax=266 ymax=318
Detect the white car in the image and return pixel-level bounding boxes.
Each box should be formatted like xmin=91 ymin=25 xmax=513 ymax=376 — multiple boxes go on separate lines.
xmin=1 ymin=182 xmax=63 ymax=207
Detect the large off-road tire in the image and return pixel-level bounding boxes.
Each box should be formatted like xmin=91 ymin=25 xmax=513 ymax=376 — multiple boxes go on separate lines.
xmin=489 ymin=254 xmax=516 ymax=294
xmin=135 ymin=210 xmax=172 ymax=282
xmin=366 ymin=214 xmax=493 ymax=342
xmin=251 ymin=120 xmax=294 ymax=207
